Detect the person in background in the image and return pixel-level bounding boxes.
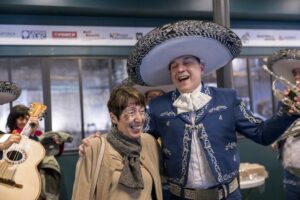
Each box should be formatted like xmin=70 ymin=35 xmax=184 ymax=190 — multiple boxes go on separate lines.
xmin=145 ymin=89 xmax=165 ymax=105
xmin=6 ymin=104 xmax=41 ymax=141
xmin=72 ymin=86 xmax=162 ymax=200
xmin=268 ymin=49 xmax=300 ymax=200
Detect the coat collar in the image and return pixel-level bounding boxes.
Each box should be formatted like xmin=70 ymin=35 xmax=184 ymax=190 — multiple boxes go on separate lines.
xmin=170 ymin=84 xmax=213 ymax=124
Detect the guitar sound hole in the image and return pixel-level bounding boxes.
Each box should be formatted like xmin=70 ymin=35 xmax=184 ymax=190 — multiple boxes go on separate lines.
xmin=7 ymin=150 xmax=23 ymax=161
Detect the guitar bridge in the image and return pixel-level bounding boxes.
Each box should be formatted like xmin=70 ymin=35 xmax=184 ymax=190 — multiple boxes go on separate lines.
xmin=0 ymin=177 xmax=23 ymax=188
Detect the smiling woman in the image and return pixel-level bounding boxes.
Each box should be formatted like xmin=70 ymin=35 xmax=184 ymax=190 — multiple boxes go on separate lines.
xmin=72 ymin=86 xmax=162 ymax=200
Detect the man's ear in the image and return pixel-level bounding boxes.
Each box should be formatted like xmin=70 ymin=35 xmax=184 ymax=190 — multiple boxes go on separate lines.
xmin=110 ymin=112 xmax=118 ymax=125
xmin=200 ymin=64 xmax=205 ymax=72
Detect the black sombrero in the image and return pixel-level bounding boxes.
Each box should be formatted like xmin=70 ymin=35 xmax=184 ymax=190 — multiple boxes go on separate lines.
xmin=127 ymin=20 xmax=242 ymax=86
xmin=0 ymin=81 xmax=21 ymax=105
xmin=267 ymin=49 xmax=300 ymax=83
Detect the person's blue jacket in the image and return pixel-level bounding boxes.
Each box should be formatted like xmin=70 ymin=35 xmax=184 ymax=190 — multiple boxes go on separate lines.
xmin=145 ymin=85 xmax=298 ymax=187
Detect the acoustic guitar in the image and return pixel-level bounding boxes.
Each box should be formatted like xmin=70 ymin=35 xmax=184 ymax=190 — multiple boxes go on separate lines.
xmin=0 ymin=102 xmax=47 ymax=200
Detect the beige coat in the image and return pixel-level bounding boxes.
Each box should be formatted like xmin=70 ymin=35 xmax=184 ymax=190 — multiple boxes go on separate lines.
xmin=72 ymin=133 xmax=162 ymax=200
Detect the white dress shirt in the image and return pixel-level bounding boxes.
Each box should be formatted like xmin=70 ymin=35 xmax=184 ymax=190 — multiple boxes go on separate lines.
xmin=176 ymin=84 xmax=217 ymax=188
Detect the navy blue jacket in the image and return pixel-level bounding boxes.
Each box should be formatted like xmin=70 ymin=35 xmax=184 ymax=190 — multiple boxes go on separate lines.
xmin=145 ymin=85 xmax=298 ymax=187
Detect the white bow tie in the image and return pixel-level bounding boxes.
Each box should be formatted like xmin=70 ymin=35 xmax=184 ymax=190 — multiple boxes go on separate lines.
xmin=173 ymin=91 xmax=211 ymax=114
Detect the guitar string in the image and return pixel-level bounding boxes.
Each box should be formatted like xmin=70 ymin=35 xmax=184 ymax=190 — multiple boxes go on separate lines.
xmin=9 ymin=121 xmax=31 ymax=180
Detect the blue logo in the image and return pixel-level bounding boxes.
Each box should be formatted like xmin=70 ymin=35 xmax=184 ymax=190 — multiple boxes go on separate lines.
xmin=22 ymin=30 xmax=47 ymax=39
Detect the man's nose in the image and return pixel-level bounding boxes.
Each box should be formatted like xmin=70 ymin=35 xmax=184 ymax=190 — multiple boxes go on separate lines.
xmin=177 ymin=64 xmax=186 ymax=72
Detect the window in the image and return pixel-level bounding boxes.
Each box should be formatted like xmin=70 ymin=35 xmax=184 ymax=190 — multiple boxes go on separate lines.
xmin=49 ymin=59 xmax=81 ymax=150
xmin=81 ymin=59 xmax=111 ymax=136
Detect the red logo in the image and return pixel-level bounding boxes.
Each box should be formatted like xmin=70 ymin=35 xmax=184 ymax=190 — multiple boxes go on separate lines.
xmin=52 ymin=31 xmax=77 ymax=38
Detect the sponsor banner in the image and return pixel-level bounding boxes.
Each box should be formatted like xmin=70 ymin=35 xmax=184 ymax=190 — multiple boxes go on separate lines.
xmin=234 ymin=29 xmax=300 ymax=47
xmin=0 ymin=24 xmax=300 ymax=47
xmin=52 ymin=31 xmax=77 ymax=39
xmin=0 ymin=25 xmax=152 ymax=46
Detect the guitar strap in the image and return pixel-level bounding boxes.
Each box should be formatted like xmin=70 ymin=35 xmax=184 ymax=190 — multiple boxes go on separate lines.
xmin=90 ymin=136 xmax=105 ymax=200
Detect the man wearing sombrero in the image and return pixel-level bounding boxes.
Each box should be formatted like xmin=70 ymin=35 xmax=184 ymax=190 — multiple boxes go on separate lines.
xmin=268 ymin=49 xmax=300 ymax=200
xmin=127 ymin=20 xmax=300 ymax=200
xmin=0 ymin=81 xmax=22 ymax=150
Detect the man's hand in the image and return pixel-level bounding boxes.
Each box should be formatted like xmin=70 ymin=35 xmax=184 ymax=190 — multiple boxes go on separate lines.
xmin=287 ymin=95 xmax=300 ymax=114
xmin=78 ymin=131 xmax=101 ymax=156
xmin=282 ymin=88 xmax=300 ymax=115
xmin=0 ymin=134 xmax=21 ymax=150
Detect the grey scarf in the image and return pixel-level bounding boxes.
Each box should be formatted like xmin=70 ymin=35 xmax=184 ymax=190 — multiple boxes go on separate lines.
xmin=107 ymin=128 xmax=144 ymax=189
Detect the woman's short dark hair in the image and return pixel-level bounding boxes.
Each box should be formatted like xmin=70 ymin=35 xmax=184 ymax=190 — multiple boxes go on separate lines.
xmin=107 ymin=86 xmax=145 ymax=119
xmin=6 ymin=104 xmax=29 ymax=132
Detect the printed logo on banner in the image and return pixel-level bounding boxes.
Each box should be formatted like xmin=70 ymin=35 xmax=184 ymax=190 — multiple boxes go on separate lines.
xmin=0 ymin=32 xmax=17 ymax=38
xmin=135 ymin=32 xmax=143 ymax=40
xmin=240 ymin=32 xmax=250 ymax=44
xmin=279 ymin=35 xmax=297 ymax=40
xmin=22 ymin=30 xmax=47 ymax=39
xmin=110 ymin=32 xmax=133 ymax=40
xmin=52 ymin=31 xmax=77 ymax=39
xmin=82 ymin=30 xmax=101 ymax=39
xmin=257 ymin=34 xmax=275 ymax=41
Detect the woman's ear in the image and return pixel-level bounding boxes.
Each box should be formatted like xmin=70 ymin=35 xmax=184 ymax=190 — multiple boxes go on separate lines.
xmin=109 ymin=112 xmax=118 ymax=125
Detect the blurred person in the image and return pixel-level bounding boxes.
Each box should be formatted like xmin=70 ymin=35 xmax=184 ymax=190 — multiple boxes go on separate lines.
xmin=6 ymin=104 xmax=41 ymax=141
xmin=145 ymin=89 xmax=165 ymax=105
xmin=269 ymin=49 xmax=300 ymax=200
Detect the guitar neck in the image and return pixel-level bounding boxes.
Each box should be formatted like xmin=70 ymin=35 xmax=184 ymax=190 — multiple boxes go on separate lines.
xmin=20 ymin=120 xmax=34 ymax=137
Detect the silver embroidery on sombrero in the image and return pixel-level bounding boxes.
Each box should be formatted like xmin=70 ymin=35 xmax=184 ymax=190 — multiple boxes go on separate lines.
xmin=127 ymin=20 xmax=242 ymax=85
xmin=0 ymin=81 xmax=21 ymax=97
xmin=267 ymin=49 xmax=300 ymax=68
xmin=199 ymin=123 xmax=238 ymax=183
xmin=239 ymin=101 xmax=262 ymax=124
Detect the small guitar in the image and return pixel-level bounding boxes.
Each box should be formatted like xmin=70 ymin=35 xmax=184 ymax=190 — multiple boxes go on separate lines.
xmin=0 ymin=102 xmax=47 ymax=200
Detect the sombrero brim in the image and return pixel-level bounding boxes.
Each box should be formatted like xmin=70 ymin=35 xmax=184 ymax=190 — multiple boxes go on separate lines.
xmin=134 ymin=84 xmax=175 ymax=94
xmin=0 ymin=81 xmax=21 ymax=105
xmin=127 ymin=20 xmax=242 ymax=86
xmin=267 ymin=49 xmax=300 ymax=83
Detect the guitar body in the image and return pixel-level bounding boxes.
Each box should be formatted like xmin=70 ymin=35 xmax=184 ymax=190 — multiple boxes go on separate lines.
xmin=0 ymin=138 xmax=45 ymax=200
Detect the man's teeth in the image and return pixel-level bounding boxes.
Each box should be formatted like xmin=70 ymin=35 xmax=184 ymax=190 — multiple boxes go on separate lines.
xmin=178 ymin=75 xmax=189 ymax=81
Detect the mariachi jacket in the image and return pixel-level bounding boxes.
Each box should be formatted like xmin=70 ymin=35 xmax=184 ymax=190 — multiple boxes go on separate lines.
xmin=145 ymin=85 xmax=298 ymax=187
